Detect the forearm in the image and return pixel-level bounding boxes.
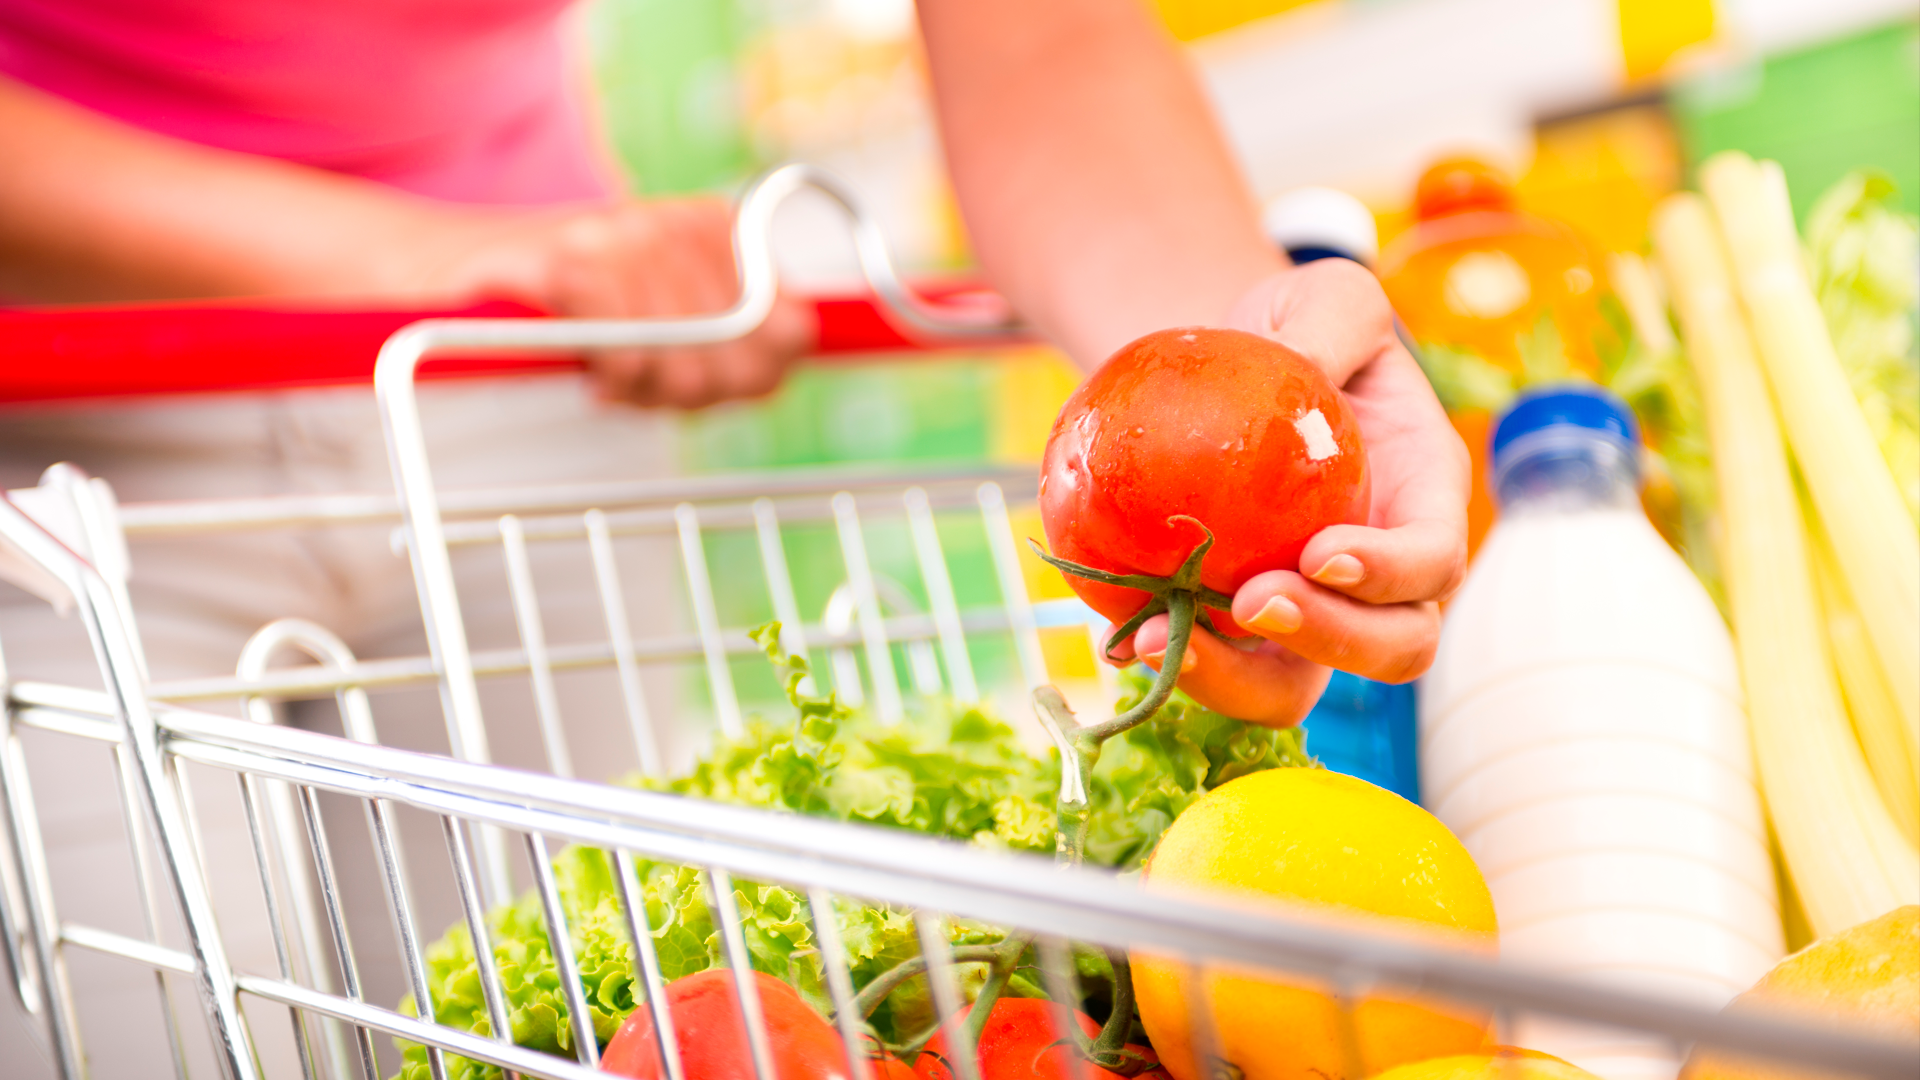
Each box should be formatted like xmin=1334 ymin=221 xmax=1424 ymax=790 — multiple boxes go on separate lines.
xmin=0 ymin=77 xmax=520 ymax=304
xmin=916 ymin=0 xmax=1281 ymax=368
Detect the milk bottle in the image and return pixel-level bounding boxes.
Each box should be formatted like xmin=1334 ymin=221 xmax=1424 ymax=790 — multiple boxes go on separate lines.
xmin=1420 ymin=386 xmax=1781 ymax=1080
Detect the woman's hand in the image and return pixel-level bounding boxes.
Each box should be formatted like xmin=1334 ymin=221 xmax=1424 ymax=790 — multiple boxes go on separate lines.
xmin=429 ymin=197 xmax=816 ymax=409
xmin=1105 ymin=258 xmax=1469 ymax=726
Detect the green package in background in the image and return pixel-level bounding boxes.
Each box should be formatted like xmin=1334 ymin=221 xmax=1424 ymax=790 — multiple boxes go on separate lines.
xmin=1670 ymin=20 xmax=1920 ymax=223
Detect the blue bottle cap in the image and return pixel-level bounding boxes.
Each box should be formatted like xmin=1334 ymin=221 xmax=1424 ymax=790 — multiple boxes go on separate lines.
xmin=1491 ymin=383 xmax=1639 ymax=468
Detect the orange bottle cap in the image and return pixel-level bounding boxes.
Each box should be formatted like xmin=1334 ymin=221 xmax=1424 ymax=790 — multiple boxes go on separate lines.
xmin=1414 ymin=157 xmax=1518 ymax=219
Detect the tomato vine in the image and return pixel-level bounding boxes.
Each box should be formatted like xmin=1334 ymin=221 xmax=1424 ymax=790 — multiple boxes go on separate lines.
xmin=847 ymin=517 xmax=1229 ymax=1076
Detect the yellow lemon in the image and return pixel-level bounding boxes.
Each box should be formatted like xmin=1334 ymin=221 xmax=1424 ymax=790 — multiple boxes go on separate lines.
xmin=1133 ymin=768 xmax=1499 ymax=1080
xmin=1682 ymin=905 xmax=1918 ymax=1080
xmin=1374 ymin=1048 xmax=1600 ymax=1080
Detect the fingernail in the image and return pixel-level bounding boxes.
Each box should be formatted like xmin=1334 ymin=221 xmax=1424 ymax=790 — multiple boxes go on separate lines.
xmin=1246 ymin=595 xmax=1303 ymax=636
xmin=1138 ymin=648 xmax=1200 ymax=674
xmin=1311 ymin=553 xmax=1365 ymax=588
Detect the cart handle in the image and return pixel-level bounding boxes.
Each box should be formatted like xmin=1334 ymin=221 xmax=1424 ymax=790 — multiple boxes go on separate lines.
xmin=0 ymin=282 xmax=1027 ymax=405
xmin=1 ymin=166 xmax=1029 ymax=410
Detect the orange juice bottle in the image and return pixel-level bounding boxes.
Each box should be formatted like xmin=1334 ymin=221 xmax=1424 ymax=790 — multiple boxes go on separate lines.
xmin=1378 ymin=157 xmax=1616 ymax=555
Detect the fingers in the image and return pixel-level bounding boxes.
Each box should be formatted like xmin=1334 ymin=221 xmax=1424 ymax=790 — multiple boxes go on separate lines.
xmin=1230 ymin=569 xmax=1440 ymax=684
xmin=1297 ymin=516 xmax=1465 ymax=606
xmin=1122 ymin=613 xmax=1332 ymax=727
xmin=1241 ymin=265 xmax=1470 ymax=608
xmin=1224 ymin=258 xmax=1399 ymax=386
xmin=537 ymin=200 xmax=807 ymax=409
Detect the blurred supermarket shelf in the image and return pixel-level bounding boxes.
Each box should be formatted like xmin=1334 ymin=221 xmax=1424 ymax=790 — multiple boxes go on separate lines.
xmin=1190 ymin=0 xmax=1919 ymax=206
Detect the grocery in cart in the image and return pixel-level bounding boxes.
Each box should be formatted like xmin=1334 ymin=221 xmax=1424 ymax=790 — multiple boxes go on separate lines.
xmin=0 ymin=164 xmax=1912 ymax=1080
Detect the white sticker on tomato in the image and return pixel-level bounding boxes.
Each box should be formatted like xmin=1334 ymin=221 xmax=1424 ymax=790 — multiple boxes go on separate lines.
xmin=1293 ymin=408 xmax=1339 ymax=461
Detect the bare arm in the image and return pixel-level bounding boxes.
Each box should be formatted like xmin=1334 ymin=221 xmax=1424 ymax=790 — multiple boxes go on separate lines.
xmin=916 ymin=0 xmax=1282 ymax=368
xmin=916 ymin=3 xmax=1467 ymax=721
xmin=0 ymin=76 xmax=809 ymax=405
xmin=0 ymin=76 xmax=492 ymax=303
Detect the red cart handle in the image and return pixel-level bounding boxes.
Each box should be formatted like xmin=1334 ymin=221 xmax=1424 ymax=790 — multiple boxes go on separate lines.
xmin=0 ymin=283 xmax=1027 ymax=405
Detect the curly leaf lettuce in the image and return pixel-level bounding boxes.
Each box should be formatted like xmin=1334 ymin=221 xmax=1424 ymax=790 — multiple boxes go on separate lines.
xmin=396 ymin=623 xmax=1314 ymax=1077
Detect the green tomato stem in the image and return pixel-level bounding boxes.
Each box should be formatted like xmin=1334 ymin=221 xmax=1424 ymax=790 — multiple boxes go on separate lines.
xmin=1085 ymin=948 xmax=1136 ymax=1064
xmin=860 ymin=518 xmax=1215 ymax=1065
xmin=1081 ymin=589 xmax=1195 ymax=746
xmin=961 ymin=933 xmax=1034 ymax=1048
xmin=845 ymin=944 xmax=1010 ymax=1022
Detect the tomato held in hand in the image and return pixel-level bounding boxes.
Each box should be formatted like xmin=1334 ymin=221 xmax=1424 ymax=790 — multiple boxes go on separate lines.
xmin=1039 ymin=327 xmax=1369 ymax=638
xmin=912 ymin=997 xmax=1153 ymax=1080
xmin=600 ymin=969 xmax=852 ymax=1080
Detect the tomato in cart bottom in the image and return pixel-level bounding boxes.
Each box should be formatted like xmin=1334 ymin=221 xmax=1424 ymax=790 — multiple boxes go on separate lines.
xmin=913 ymin=997 xmax=1164 ymax=1080
xmin=600 ymin=969 xmax=856 ymax=1079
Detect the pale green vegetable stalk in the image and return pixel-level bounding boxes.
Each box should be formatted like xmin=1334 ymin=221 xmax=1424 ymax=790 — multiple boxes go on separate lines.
xmin=1607 ymin=250 xmax=1722 ymax=605
xmin=1809 ymin=516 xmax=1920 ymax=844
xmin=1700 ymin=152 xmax=1920 ymax=785
xmin=1806 ymin=171 xmax=1920 ymax=527
xmin=1654 ymin=193 xmax=1918 ymax=938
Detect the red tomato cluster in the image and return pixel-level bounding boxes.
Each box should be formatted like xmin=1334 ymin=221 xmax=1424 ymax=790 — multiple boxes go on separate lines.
xmin=600 ymin=970 xmax=850 ymax=1080
xmin=915 ymin=998 xmax=1162 ymax=1080
xmin=600 ymin=973 xmax=1157 ymax=1080
xmin=1039 ymin=327 xmax=1370 ymax=636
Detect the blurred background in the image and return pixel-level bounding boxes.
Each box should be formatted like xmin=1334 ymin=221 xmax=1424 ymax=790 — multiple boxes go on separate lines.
xmin=593 ymin=0 xmax=1916 ymax=769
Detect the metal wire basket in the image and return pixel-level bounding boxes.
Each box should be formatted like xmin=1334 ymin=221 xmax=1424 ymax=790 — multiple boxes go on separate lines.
xmin=0 ymin=166 xmax=1909 ymax=1080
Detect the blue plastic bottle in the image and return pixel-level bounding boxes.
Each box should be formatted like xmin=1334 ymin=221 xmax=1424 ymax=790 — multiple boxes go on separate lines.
xmin=1262 ymin=187 xmax=1421 ymax=801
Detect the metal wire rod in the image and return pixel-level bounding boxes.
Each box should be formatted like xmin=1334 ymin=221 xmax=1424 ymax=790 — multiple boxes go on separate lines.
xmin=441 ymin=815 xmax=518 ymax=1080
xmin=235 ymin=973 xmax=611 ymax=1080
xmin=807 ymin=887 xmax=873 ymax=1080
xmin=435 ymin=473 xmax=1040 ymax=548
xmin=977 ymin=483 xmax=1049 ymax=691
xmin=673 ymin=504 xmax=743 ymax=739
xmin=527 ymin=833 xmax=601 ymax=1068
xmin=588 ymin=509 xmax=664 ymax=774
xmin=0 ymin=493 xmax=262 ymax=1080
xmin=501 ymin=515 xmax=574 ymax=779
xmin=916 ymin=914 xmax=982 ymax=1080
xmin=144 ymin=716 xmax=1918 ymax=1079
xmin=752 ymin=498 xmax=812 ymax=670
xmin=831 ymin=492 xmax=903 ymax=723
xmin=116 ymin=463 xmax=1037 ymax=538
xmin=905 ymin=486 xmax=980 ymax=703
xmin=369 ymin=163 xmax=1019 ymax=814
xmin=611 ymin=849 xmax=683 ymax=1080
xmin=135 ymin=596 xmax=1099 ymax=705
xmin=709 ymin=866 xmax=781 ymax=1080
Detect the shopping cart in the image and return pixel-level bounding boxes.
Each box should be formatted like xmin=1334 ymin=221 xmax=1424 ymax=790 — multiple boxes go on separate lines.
xmin=0 ymin=165 xmax=1909 ymax=1080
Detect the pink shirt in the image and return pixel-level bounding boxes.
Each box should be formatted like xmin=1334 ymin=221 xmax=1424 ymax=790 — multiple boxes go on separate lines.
xmin=0 ymin=0 xmax=615 ymax=205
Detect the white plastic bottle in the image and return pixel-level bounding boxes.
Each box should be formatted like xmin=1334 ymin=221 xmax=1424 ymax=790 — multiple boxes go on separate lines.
xmin=1420 ymin=387 xmax=1782 ymax=1080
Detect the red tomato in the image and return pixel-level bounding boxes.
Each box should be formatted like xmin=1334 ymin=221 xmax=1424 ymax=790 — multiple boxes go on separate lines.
xmin=912 ymin=998 xmax=1129 ymax=1080
xmin=600 ymin=969 xmax=852 ymax=1080
xmin=872 ymin=1055 xmax=922 ymax=1079
xmin=863 ymin=1037 xmax=925 ymax=1080
xmin=1039 ymin=327 xmax=1369 ymax=637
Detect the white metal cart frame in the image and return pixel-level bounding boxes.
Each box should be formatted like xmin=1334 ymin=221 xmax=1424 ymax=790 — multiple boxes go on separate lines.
xmin=0 ymin=166 xmax=1909 ymax=1080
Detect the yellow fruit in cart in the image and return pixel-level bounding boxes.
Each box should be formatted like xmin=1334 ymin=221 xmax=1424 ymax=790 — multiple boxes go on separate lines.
xmin=1681 ymin=905 xmax=1919 ymax=1080
xmin=1132 ymin=769 xmax=1499 ymax=1080
xmin=1373 ymin=1048 xmax=1599 ymax=1080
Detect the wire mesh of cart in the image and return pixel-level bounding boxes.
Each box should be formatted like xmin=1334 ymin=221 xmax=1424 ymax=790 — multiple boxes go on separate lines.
xmin=0 ymin=165 xmax=1911 ymax=1080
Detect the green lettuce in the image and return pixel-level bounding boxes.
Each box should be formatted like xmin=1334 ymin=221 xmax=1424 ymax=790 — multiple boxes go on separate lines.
xmin=396 ymin=625 xmax=1314 ymax=1078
